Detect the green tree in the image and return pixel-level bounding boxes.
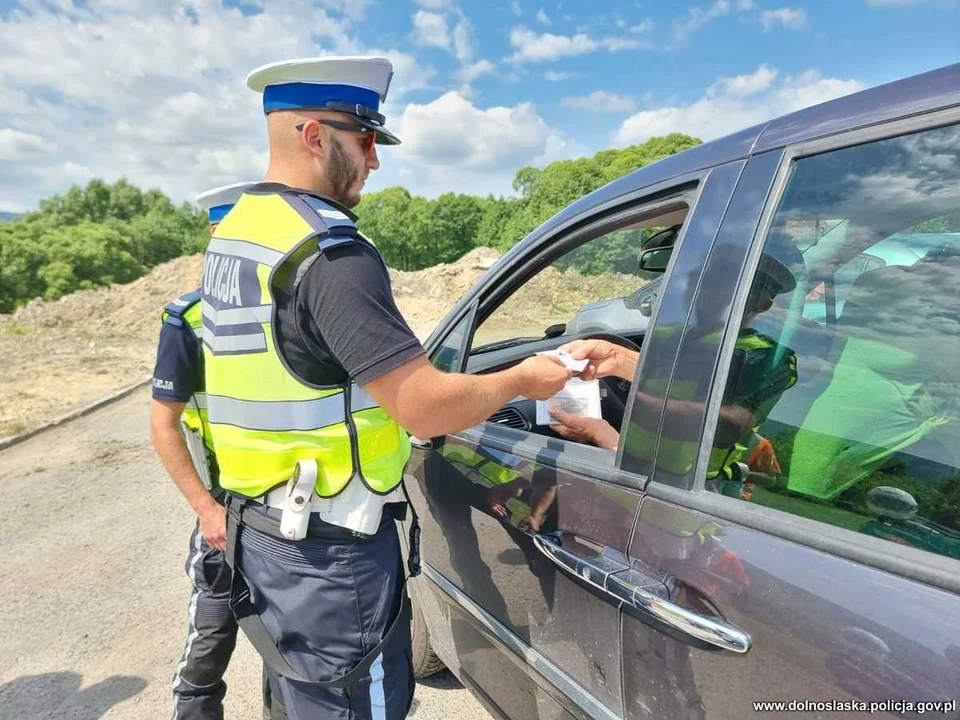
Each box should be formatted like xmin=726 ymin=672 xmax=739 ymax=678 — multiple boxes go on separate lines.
xmin=0 ymin=178 xmax=206 ymax=312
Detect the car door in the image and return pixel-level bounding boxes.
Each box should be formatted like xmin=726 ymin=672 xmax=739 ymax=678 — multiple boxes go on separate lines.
xmin=618 ymin=114 xmax=960 ymax=718
xmin=403 ymin=161 xmax=747 ymax=720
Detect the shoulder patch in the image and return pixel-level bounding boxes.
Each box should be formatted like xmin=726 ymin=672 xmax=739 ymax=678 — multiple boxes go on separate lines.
xmin=301 ymin=196 xmax=356 ymax=230
xmin=162 ymin=288 xmax=201 ymax=323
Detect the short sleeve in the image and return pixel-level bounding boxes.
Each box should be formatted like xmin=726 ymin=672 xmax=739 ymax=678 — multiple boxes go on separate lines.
xmin=296 ymin=240 xmax=424 ymax=385
xmin=152 ymin=320 xmax=201 ymax=402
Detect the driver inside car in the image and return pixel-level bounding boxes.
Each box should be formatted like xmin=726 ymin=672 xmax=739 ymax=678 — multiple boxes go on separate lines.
xmin=551 ymin=239 xmax=802 ymax=496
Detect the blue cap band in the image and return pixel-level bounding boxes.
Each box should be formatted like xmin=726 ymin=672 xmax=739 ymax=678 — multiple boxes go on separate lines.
xmin=208 ymin=204 xmax=234 ymax=223
xmin=262 ymin=83 xmax=380 ymax=114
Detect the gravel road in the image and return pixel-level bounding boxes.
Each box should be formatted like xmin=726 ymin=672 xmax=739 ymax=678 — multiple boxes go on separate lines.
xmin=0 ymin=387 xmax=490 ymax=719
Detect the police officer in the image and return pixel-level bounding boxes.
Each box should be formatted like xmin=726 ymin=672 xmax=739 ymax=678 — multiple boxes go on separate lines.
xmin=150 ymin=182 xmax=253 ymax=720
xmin=200 ymin=56 xmax=570 ymax=719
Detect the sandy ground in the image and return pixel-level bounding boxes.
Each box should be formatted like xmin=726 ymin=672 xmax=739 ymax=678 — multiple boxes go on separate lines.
xmin=0 ymin=387 xmax=490 ymax=719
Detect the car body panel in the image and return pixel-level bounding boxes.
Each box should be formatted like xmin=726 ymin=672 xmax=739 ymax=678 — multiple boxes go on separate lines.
xmin=624 ymin=494 xmax=960 ymax=718
xmin=404 ymin=429 xmax=642 ymax=718
xmin=753 ymin=63 xmax=960 ymax=153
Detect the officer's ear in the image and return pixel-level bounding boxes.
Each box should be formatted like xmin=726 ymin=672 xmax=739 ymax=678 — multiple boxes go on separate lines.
xmin=298 ymin=120 xmax=325 ymax=158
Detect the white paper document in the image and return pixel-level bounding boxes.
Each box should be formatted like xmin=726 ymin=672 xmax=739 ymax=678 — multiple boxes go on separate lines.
xmin=536 ymin=378 xmax=602 ymax=425
xmin=535 ymin=349 xmax=590 ymax=374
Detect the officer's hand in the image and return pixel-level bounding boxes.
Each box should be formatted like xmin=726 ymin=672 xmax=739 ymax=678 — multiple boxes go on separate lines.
xmin=560 ymin=339 xmax=639 ymax=382
xmin=514 ymin=355 xmax=572 ymax=400
xmin=199 ymin=503 xmax=228 ymax=551
xmin=550 ymin=409 xmax=620 ymax=450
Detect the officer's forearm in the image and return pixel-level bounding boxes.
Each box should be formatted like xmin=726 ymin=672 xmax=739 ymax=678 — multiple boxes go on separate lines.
xmin=149 ymin=403 xmax=218 ymax=517
xmin=416 ymin=369 xmax=529 ymax=437
xmin=366 ymin=356 xmax=527 ymax=439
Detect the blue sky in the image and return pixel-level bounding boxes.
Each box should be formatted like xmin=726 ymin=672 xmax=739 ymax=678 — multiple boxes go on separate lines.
xmin=0 ymin=0 xmax=957 ymax=212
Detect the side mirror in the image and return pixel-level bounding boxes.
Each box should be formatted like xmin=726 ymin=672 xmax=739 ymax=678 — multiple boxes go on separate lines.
xmin=638 ymin=247 xmax=672 ymax=273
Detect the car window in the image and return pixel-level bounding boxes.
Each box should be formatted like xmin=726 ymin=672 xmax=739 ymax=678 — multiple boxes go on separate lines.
xmin=706 ymin=122 xmax=960 ymax=562
xmin=470 ymin=212 xmax=686 ymax=351
xmin=431 ymin=309 xmax=473 ymax=373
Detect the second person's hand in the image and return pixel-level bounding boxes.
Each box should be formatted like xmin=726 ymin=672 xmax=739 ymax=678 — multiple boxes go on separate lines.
xmin=560 ymin=339 xmax=639 ymax=382
xmin=512 ymin=355 xmax=572 ymax=400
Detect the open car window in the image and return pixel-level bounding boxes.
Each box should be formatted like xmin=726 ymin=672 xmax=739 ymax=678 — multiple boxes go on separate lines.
xmin=470 ymin=206 xmax=688 ymax=354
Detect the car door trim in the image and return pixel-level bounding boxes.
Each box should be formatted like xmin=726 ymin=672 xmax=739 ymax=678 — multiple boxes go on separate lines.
xmin=421 ymin=563 xmax=621 ymax=720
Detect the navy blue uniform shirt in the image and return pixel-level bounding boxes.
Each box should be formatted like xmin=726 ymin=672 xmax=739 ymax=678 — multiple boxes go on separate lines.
xmin=152 ymin=319 xmax=201 ymax=403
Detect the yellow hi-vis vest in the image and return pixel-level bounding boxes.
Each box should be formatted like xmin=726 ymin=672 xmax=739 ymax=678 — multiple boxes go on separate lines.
xmin=199 ymin=189 xmax=410 ymax=499
xmin=161 ymin=290 xmax=213 ymax=453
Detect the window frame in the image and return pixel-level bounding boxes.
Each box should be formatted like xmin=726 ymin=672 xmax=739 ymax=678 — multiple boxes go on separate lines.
xmin=423 ymin=173 xmax=704 ymax=487
xmin=669 ymin=106 xmax=960 ymax=593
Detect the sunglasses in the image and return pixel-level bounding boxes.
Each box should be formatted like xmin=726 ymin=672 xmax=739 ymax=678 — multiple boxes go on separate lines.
xmin=296 ymin=119 xmax=377 ymax=157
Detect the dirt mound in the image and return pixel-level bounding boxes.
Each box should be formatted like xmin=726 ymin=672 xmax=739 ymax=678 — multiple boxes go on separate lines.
xmin=2 ymin=255 xmax=205 ymax=341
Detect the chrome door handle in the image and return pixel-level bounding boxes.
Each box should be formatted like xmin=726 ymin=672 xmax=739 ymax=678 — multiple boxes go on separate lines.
xmin=532 ymin=533 xmax=751 ymax=654
xmin=409 ymin=435 xmax=433 ymax=449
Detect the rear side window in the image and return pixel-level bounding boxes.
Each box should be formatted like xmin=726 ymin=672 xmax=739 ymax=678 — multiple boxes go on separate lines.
xmin=707 ymin=122 xmax=960 ymax=562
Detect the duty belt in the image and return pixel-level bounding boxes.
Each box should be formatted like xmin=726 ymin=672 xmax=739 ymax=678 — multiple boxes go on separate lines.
xmin=223 ymin=490 xmax=421 ymax=690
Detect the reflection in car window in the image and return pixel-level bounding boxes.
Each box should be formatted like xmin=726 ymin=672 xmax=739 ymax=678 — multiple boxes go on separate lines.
xmin=709 ymin=122 xmax=960 ymax=563
xmin=471 ymin=215 xmax=684 ymax=350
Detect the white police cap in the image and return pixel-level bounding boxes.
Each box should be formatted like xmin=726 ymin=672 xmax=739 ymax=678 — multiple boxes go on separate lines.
xmin=196 ymin=182 xmax=255 ymax=224
xmin=246 ymin=56 xmax=400 ymax=145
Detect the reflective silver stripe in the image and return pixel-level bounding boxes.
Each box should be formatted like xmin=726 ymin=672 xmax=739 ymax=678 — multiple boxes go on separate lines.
xmin=202 ymin=326 xmax=267 ymax=353
xmin=318 ymin=208 xmax=349 ymax=221
xmin=201 ymin=300 xmax=272 ymax=326
xmin=207 ymin=393 xmax=346 ymax=432
xmin=350 ymin=384 xmax=381 ymax=413
xmin=207 ymin=237 xmax=284 ymax=266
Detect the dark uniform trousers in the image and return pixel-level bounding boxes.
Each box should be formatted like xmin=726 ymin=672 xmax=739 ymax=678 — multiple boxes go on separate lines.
xmin=171 ymin=520 xmax=239 ymax=720
xmin=236 ymin=505 xmax=414 ymax=720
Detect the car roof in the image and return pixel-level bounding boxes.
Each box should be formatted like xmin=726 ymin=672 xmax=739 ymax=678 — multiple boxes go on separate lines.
xmin=529 ymin=64 xmax=960 ymax=251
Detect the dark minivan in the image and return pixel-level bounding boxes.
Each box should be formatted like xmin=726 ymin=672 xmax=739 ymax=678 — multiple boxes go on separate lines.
xmin=400 ymin=64 xmax=960 ymax=719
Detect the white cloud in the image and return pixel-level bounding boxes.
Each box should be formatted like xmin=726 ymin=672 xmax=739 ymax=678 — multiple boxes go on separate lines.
xmin=413 ymin=10 xmax=451 ymax=49
xmin=615 ymin=67 xmax=865 ymax=146
xmin=631 ymin=19 xmax=653 ymax=33
xmin=392 ymin=91 xmax=558 ymax=170
xmin=710 ymin=64 xmax=778 ymax=97
xmin=536 ymin=8 xmax=551 ymax=25
xmin=0 ymin=129 xmax=48 ymax=161
xmin=672 ymin=0 xmax=731 ymax=43
xmin=737 ymin=0 xmax=755 ymax=8
xmin=561 ymin=91 xmax=635 ymax=113
xmin=453 ymin=17 xmax=474 ymax=63
xmin=368 ymin=90 xmax=579 ymax=198
xmin=455 ymin=59 xmax=495 ymax=84
xmin=508 ymin=26 xmax=646 ymax=63
xmin=544 ymin=70 xmax=577 ymax=81
xmin=761 ymin=7 xmax=809 ymax=29
xmin=0 ymin=0 xmax=437 ymax=211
